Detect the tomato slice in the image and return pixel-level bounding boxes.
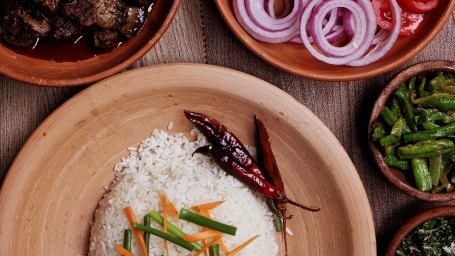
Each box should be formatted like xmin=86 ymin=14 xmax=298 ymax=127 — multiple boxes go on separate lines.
xmin=397 ymin=0 xmax=439 ymax=14
xmin=372 ymin=0 xmax=425 ymax=36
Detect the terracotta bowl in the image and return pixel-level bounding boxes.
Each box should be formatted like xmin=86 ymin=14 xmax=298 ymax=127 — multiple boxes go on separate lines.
xmin=369 ymin=60 xmax=455 ymax=201
xmin=214 ymin=0 xmax=455 ymax=81
xmin=386 ymin=205 xmax=455 ymax=256
xmin=0 ymin=0 xmax=181 ymax=87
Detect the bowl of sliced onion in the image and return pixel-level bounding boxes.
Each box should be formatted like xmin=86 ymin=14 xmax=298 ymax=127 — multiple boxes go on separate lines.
xmin=214 ymin=0 xmax=455 ymax=81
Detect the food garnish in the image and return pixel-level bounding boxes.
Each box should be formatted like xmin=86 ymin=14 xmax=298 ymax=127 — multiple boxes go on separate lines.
xmin=124 ymin=206 xmax=149 ymax=256
xmin=233 ymin=0 xmax=439 ymax=66
xmin=227 ymin=235 xmax=260 ymax=256
xmin=372 ymin=70 xmax=455 ymax=192
xmin=396 ymin=217 xmax=455 ymax=256
xmin=124 ymin=229 xmax=133 ymax=252
xmin=143 ymin=215 xmax=151 ymax=255
xmin=115 ymin=244 xmax=135 ymax=256
xmin=255 ymin=116 xmax=290 ymax=253
xmin=179 ymin=208 xmax=238 ymax=236
xmin=184 ymin=110 xmax=320 ymax=212
xmin=134 ymin=223 xmax=197 ymax=251
xmin=209 ymin=244 xmax=220 ymax=256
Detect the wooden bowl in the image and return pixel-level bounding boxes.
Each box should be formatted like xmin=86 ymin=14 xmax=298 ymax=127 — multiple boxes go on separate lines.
xmin=386 ymin=205 xmax=455 ymax=256
xmin=0 ymin=0 xmax=181 ymax=87
xmin=214 ymin=0 xmax=455 ymax=81
xmin=0 ymin=64 xmax=376 ymax=255
xmin=369 ymin=60 xmax=455 ymax=201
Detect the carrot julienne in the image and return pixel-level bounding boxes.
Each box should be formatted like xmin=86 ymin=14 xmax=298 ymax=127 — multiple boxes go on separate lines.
xmin=192 ymin=200 xmax=225 ymax=212
xmin=194 ymin=235 xmax=223 ymax=256
xmin=114 ymin=244 xmax=134 ymax=256
xmin=157 ymin=192 xmax=179 ymax=221
xmin=157 ymin=192 xmax=170 ymax=256
xmin=181 ymin=229 xmax=223 ymax=242
xmin=123 ymin=206 xmax=149 ymax=256
xmin=227 ymin=235 xmax=260 ymax=256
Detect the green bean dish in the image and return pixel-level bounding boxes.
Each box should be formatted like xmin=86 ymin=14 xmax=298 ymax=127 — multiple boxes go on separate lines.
xmin=372 ymin=70 xmax=455 ymax=192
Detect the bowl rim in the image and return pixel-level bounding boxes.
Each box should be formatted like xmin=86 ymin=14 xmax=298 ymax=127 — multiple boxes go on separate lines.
xmin=214 ymin=0 xmax=455 ymax=81
xmin=369 ymin=60 xmax=455 ymax=201
xmin=0 ymin=0 xmax=182 ymax=87
xmin=386 ymin=205 xmax=455 ymax=256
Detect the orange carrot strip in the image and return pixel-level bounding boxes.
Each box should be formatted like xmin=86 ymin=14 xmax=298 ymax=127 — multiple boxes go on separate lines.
xmin=123 ymin=207 xmax=148 ymax=256
xmin=157 ymin=192 xmax=179 ymax=224
xmin=227 ymin=235 xmax=260 ymax=256
xmin=157 ymin=192 xmax=169 ymax=256
xmin=114 ymin=244 xmax=134 ymax=256
xmin=194 ymin=235 xmax=223 ymax=256
xmin=194 ymin=200 xmax=224 ymax=211
xmin=181 ymin=229 xmax=222 ymax=242
xmin=218 ymin=239 xmax=229 ymax=253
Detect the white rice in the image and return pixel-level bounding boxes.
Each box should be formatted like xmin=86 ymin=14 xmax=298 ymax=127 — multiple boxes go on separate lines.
xmin=88 ymin=129 xmax=278 ymax=256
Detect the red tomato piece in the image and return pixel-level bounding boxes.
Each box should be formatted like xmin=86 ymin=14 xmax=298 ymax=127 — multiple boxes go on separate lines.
xmin=372 ymin=0 xmax=425 ymax=36
xmin=397 ymin=0 xmax=439 ymax=14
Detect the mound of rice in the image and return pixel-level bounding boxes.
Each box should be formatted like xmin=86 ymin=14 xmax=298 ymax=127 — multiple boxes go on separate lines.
xmin=88 ymin=129 xmax=278 ymax=256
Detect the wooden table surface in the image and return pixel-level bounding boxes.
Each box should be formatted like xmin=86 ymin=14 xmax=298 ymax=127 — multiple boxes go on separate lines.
xmin=1 ymin=1 xmax=454 ymax=254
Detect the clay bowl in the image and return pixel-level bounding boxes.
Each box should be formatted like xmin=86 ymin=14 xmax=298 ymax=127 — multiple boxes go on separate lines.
xmin=386 ymin=205 xmax=455 ymax=256
xmin=214 ymin=0 xmax=455 ymax=81
xmin=0 ymin=64 xmax=376 ymax=255
xmin=0 ymin=0 xmax=181 ymax=86
xmin=369 ymin=60 xmax=455 ymax=201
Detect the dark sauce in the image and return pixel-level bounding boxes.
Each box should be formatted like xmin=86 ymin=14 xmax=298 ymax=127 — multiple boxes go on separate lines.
xmin=1 ymin=2 xmax=154 ymax=63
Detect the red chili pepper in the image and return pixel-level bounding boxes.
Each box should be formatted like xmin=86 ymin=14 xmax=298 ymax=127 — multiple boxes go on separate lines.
xmin=185 ymin=110 xmax=266 ymax=180
xmin=255 ymin=116 xmax=290 ymax=255
xmin=185 ymin=111 xmax=319 ymax=212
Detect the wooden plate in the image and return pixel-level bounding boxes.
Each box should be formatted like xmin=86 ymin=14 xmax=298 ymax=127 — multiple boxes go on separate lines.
xmin=0 ymin=0 xmax=181 ymax=86
xmin=0 ymin=64 xmax=375 ymax=255
xmin=214 ymin=0 xmax=455 ymax=81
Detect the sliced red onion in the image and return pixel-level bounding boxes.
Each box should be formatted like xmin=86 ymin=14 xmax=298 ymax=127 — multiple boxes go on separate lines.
xmin=343 ymin=12 xmax=355 ymax=38
xmin=300 ymin=0 xmax=376 ymax=64
xmin=244 ymin=0 xmax=303 ymax=31
xmin=233 ymin=0 xmax=300 ymax=43
xmin=265 ymin=0 xmax=292 ymax=19
xmin=372 ymin=28 xmax=388 ymax=45
xmin=310 ymin=1 xmax=369 ymax=57
xmin=348 ymin=0 xmax=400 ymax=66
xmin=325 ymin=25 xmax=347 ymax=43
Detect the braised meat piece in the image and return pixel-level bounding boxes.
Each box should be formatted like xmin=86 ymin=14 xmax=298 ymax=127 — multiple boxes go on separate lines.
xmin=0 ymin=0 xmax=153 ymax=51
xmin=1 ymin=6 xmax=50 ymax=47
xmin=50 ymin=15 xmax=82 ymax=41
xmin=119 ymin=6 xmax=145 ymax=39
xmin=93 ymin=28 xmax=120 ymax=51
xmin=62 ymin=0 xmax=96 ymax=27
xmin=33 ymin=0 xmax=61 ymax=14
xmin=94 ymin=0 xmax=126 ymax=29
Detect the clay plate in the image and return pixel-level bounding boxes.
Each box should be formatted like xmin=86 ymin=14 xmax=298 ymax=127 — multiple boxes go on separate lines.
xmin=386 ymin=205 xmax=455 ymax=256
xmin=0 ymin=64 xmax=375 ymax=255
xmin=0 ymin=0 xmax=181 ymax=87
xmin=214 ymin=0 xmax=455 ymax=81
xmin=369 ymin=60 xmax=455 ymax=201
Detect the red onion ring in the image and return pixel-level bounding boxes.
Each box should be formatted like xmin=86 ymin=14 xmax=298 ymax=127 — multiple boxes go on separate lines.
xmin=348 ymin=0 xmax=400 ymax=66
xmin=265 ymin=0 xmax=292 ymax=19
xmin=300 ymin=0 xmax=376 ymax=65
xmin=233 ymin=0 xmax=300 ymax=43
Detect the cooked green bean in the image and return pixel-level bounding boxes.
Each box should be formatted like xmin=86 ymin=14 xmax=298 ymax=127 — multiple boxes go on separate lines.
xmin=384 ymin=155 xmax=409 ymax=171
xmin=407 ymin=76 xmax=416 ymax=90
xmin=422 ymin=122 xmax=440 ymax=130
xmin=381 ymin=107 xmax=399 ymax=126
xmin=410 ymin=158 xmax=432 ymax=192
xmin=418 ymin=96 xmax=455 ymax=111
xmin=123 ymin=229 xmax=132 ymax=252
xmin=397 ymin=142 xmax=453 ymax=160
xmin=380 ymin=135 xmax=399 ymax=147
xmin=179 ymin=208 xmax=237 ymax=236
xmin=391 ymin=117 xmax=411 ymax=137
xmin=134 ymin=224 xmax=196 ymax=251
xmin=429 ymin=155 xmax=444 ymax=187
xmin=394 ymin=84 xmax=418 ymax=132
xmin=390 ymin=97 xmax=402 ymax=117
xmin=372 ymin=124 xmax=386 ymax=142
xmin=417 ymin=108 xmax=445 ymax=124
xmin=403 ymin=123 xmax=455 ymax=143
